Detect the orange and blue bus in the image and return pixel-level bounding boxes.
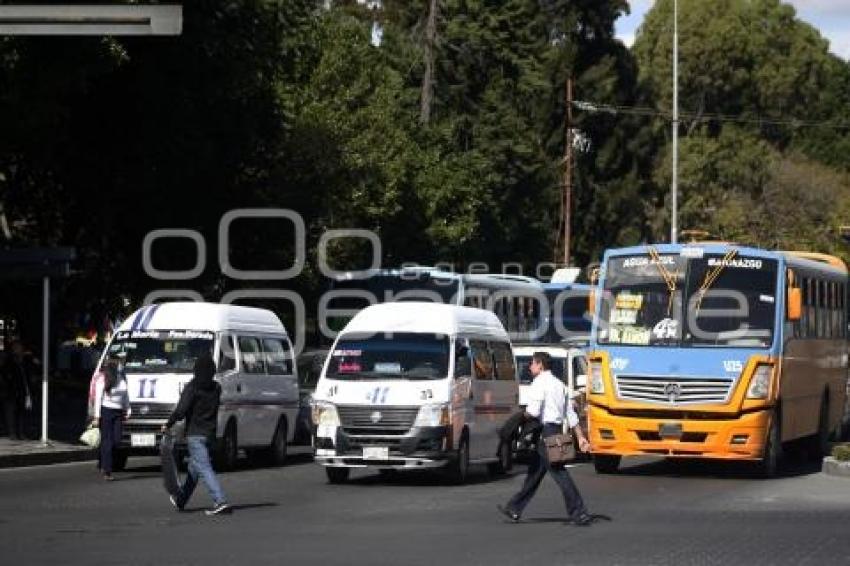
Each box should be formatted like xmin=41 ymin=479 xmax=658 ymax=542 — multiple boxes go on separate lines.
xmin=587 ymin=243 xmax=848 ymax=476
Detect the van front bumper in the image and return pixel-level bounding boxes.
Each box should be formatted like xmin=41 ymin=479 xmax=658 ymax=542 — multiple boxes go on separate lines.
xmin=588 ymin=404 xmax=770 ymax=460
xmin=313 ymin=425 xmax=452 ymax=469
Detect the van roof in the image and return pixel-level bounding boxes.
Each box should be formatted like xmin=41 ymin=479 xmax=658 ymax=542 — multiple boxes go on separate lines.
xmin=117 ymin=302 xmax=287 ymax=335
xmin=341 ymin=302 xmax=509 ymax=340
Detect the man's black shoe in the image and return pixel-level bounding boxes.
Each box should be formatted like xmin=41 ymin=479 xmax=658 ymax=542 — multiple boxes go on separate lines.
xmin=497 ymin=504 xmax=520 ymax=523
xmin=570 ymin=512 xmax=594 ymax=526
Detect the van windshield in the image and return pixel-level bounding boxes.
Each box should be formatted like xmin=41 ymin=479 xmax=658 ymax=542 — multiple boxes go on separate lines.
xmin=326 ymin=332 xmax=450 ymax=380
xmin=107 ymin=330 xmax=215 ymax=374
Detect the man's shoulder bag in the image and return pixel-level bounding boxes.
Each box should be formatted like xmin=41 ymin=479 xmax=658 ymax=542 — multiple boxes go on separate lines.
xmin=544 ymin=433 xmax=575 ymax=465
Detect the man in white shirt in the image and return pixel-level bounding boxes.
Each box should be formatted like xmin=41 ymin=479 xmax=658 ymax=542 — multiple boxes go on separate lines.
xmin=498 ymin=351 xmax=593 ymax=526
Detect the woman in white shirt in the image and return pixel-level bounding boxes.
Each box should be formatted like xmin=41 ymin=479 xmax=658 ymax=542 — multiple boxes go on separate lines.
xmin=93 ymin=363 xmax=130 ymax=480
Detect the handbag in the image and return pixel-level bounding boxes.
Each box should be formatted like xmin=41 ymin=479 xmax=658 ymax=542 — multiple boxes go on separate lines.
xmin=543 ymin=433 xmax=575 ymax=465
xmin=79 ymin=424 xmax=101 ymax=448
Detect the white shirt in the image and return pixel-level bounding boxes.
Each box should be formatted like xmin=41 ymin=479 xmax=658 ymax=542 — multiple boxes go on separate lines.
xmin=94 ymin=376 xmax=130 ymax=418
xmin=525 ymin=370 xmax=578 ymax=428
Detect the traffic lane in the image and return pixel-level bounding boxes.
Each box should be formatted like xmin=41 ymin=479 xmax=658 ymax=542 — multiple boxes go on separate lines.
xmin=1 ymin=455 xmax=850 ymax=566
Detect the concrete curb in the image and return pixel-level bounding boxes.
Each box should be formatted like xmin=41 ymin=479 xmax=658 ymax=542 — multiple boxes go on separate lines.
xmin=822 ymin=457 xmax=850 ymax=478
xmin=0 ymin=443 xmax=96 ymax=469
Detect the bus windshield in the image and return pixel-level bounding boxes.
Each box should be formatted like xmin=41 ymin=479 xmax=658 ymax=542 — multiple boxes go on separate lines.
xmin=107 ymin=330 xmax=215 ymax=373
xmin=326 ymin=332 xmax=450 ymax=380
xmin=597 ymin=252 xmax=778 ymax=348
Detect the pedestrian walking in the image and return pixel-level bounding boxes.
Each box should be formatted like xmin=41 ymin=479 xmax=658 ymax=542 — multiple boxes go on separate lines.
xmin=162 ymin=353 xmax=231 ymax=516
xmin=497 ymin=351 xmax=595 ymax=526
xmin=1 ymin=341 xmax=34 ymax=440
xmin=93 ymin=362 xmax=130 ymax=480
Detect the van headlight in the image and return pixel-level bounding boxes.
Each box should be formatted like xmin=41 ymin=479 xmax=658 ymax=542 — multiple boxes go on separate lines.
xmin=414 ymin=404 xmax=450 ymax=427
xmin=746 ymin=364 xmax=773 ymax=399
xmin=589 ymin=361 xmax=605 ymax=394
xmin=311 ymin=401 xmax=340 ymax=426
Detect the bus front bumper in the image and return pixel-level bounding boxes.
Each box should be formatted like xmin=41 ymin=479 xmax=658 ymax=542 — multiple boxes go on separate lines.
xmin=588 ymin=404 xmax=770 ymax=460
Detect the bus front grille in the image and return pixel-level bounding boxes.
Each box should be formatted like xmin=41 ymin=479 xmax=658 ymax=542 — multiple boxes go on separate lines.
xmin=615 ymin=375 xmax=733 ymax=405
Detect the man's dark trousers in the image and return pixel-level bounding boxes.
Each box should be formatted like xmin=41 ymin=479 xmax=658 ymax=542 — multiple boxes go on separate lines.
xmin=506 ymin=423 xmax=587 ymax=519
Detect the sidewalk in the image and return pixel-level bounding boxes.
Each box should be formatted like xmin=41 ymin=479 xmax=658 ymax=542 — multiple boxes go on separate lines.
xmin=0 ymin=437 xmax=95 ymax=469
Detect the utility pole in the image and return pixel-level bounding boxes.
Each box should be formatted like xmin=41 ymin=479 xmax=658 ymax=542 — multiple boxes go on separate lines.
xmin=671 ymin=0 xmax=679 ymax=243
xmin=563 ymin=76 xmax=573 ymax=266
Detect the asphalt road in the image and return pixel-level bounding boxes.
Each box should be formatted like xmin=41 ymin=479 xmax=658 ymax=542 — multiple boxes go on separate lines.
xmin=1 ymin=450 xmax=849 ymax=566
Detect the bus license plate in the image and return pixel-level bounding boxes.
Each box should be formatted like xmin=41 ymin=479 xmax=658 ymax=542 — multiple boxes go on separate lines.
xmin=659 ymin=423 xmax=683 ymax=439
xmin=131 ymin=433 xmax=156 ymax=447
xmin=363 ymin=446 xmax=389 ymax=460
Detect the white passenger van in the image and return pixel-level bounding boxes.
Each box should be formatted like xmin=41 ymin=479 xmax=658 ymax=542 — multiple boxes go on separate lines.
xmin=88 ymin=302 xmax=298 ymax=471
xmin=312 ymin=302 xmax=519 ymax=484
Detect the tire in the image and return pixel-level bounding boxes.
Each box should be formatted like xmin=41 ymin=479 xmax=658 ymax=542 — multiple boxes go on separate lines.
xmin=112 ymin=450 xmax=128 ymax=472
xmin=326 ymin=467 xmax=350 ymax=484
xmin=592 ymin=454 xmax=620 ymax=474
xmin=807 ymin=396 xmax=831 ymax=460
xmin=216 ymin=423 xmax=238 ymax=472
xmin=266 ymin=418 xmax=288 ymax=466
xmin=754 ymin=411 xmax=782 ymax=478
xmin=447 ymin=434 xmax=470 ymax=484
xmin=488 ymin=440 xmax=513 ymax=476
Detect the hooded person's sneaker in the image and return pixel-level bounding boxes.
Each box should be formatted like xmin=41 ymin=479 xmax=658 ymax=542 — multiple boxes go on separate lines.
xmin=169 ymin=495 xmax=184 ymax=512
xmin=205 ymin=502 xmax=232 ymax=516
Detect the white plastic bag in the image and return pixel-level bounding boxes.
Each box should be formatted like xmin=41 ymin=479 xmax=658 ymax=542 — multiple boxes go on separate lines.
xmin=79 ymin=425 xmax=101 ymax=448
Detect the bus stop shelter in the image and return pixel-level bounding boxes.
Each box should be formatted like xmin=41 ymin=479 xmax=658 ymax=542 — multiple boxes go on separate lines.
xmin=0 ymin=247 xmax=75 ymax=444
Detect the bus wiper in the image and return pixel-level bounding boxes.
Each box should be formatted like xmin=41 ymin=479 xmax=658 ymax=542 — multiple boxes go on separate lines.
xmin=694 ymin=249 xmax=738 ymax=315
xmin=648 ymin=247 xmax=679 ymax=316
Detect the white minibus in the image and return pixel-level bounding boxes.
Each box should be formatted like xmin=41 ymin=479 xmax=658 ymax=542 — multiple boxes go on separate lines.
xmin=88 ymin=302 xmax=298 ymax=470
xmin=312 ymin=302 xmax=519 ymax=483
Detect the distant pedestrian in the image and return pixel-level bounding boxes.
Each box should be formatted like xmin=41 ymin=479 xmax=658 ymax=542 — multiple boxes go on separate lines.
xmin=93 ymin=362 xmax=130 ymax=480
xmin=497 ymin=351 xmax=595 ymax=526
xmin=162 ymin=353 xmax=231 ymax=515
xmin=1 ymin=341 xmax=33 ymax=440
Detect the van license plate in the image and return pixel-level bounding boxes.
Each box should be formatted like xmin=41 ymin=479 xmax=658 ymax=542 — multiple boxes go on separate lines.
xmin=363 ymin=446 xmax=389 ymax=460
xmin=658 ymin=423 xmax=683 ymax=439
xmin=131 ymin=433 xmax=156 ymax=447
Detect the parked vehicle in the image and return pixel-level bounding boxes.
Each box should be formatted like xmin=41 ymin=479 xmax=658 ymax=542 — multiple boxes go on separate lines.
xmin=88 ymin=302 xmax=299 ymax=471
xmin=294 ymin=348 xmax=329 ymax=445
xmin=312 ymin=302 xmax=519 ymax=484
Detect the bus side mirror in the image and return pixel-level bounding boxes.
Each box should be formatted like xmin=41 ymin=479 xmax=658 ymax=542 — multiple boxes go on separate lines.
xmin=787 ymin=287 xmax=802 ymax=321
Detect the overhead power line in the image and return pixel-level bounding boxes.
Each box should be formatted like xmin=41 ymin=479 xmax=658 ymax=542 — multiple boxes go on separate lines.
xmin=572 ymin=100 xmax=850 ymax=129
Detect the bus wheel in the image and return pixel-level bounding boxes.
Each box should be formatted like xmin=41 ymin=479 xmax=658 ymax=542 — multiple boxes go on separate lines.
xmin=754 ymin=413 xmax=781 ymax=478
xmin=808 ymin=395 xmax=831 ymax=460
xmin=488 ymin=440 xmax=513 ymax=476
xmin=592 ymin=454 xmax=620 ymax=474
xmin=448 ymin=435 xmax=470 ymax=484
xmin=326 ymin=467 xmax=350 ymax=484
xmin=216 ymin=423 xmax=238 ymax=472
xmin=266 ymin=418 xmax=288 ymax=466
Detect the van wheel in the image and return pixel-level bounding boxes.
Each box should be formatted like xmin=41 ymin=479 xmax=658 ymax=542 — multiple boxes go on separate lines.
xmin=753 ymin=412 xmax=782 ymax=478
xmin=448 ymin=435 xmax=470 ymax=484
xmin=593 ymin=454 xmax=620 ymax=474
xmin=326 ymin=467 xmax=350 ymax=484
xmin=216 ymin=424 xmax=238 ymax=472
xmin=112 ymin=450 xmax=128 ymax=472
xmin=488 ymin=440 xmax=513 ymax=476
xmin=266 ymin=419 xmax=288 ymax=466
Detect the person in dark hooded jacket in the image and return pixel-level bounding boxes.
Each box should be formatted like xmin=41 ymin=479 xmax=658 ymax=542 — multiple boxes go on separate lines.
xmin=162 ymin=353 xmax=231 ymax=515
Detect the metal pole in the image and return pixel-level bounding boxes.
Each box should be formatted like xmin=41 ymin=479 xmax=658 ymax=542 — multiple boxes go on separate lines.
xmin=671 ymin=0 xmax=679 ymax=244
xmin=564 ymin=76 xmax=573 ymax=266
xmin=41 ymin=275 xmax=49 ymax=445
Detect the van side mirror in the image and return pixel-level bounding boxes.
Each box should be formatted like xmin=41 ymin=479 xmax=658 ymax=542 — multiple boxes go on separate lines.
xmin=454 ymin=357 xmax=471 ymax=378
xmin=787 ymin=287 xmax=802 ymax=321
xmin=456 ymin=344 xmax=469 ymax=358
xmin=575 ymin=374 xmax=587 ymax=389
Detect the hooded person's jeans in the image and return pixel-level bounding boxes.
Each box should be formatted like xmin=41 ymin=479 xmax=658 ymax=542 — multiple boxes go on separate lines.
xmin=177 ymin=435 xmax=227 ymax=507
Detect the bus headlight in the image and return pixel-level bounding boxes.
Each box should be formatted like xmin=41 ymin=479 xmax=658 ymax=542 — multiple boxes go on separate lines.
xmin=746 ymin=364 xmax=773 ymax=399
xmin=311 ymin=401 xmax=340 ymax=426
xmin=589 ymin=361 xmax=605 ymax=394
xmin=414 ymin=404 xmax=450 ymax=427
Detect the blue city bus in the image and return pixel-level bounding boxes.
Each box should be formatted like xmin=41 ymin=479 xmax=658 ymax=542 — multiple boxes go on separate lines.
xmin=587 ymin=243 xmax=848 ymax=477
